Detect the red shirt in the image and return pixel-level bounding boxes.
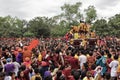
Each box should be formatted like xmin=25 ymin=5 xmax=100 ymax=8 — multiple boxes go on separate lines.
xmin=67 ymin=57 xmax=79 ymax=69
xmin=107 ymin=58 xmax=112 ymax=72
xmin=62 ymin=67 xmax=71 ymax=80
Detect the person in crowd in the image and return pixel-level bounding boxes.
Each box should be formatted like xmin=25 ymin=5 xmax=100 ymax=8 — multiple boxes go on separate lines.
xmin=0 ymin=72 xmax=5 ymax=80
xmin=4 ymin=71 xmax=15 ymax=80
xmin=96 ymin=50 xmax=107 ymax=79
xmin=16 ymin=48 xmax=23 ymax=64
xmin=79 ymin=50 xmax=87 ymax=69
xmin=31 ymin=68 xmax=42 ymax=80
xmin=109 ymin=55 xmax=119 ymax=80
xmin=0 ymin=37 xmax=119 ymax=80
xmin=87 ymin=51 xmax=95 ymax=70
xmin=17 ymin=70 xmax=26 ymax=80
xmin=13 ymin=59 xmax=20 ymax=77
xmin=83 ymin=71 xmax=94 ymax=80
xmin=23 ymin=46 xmax=32 ymax=62
xmin=4 ymin=58 xmax=15 ymax=76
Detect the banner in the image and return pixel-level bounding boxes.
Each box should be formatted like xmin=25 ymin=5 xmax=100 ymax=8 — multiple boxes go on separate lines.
xmin=28 ymin=39 xmax=39 ymax=51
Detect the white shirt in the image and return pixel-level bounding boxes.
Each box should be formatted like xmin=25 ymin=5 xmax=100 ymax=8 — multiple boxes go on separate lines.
xmin=109 ymin=60 xmax=119 ymax=77
xmin=79 ymin=54 xmax=87 ymax=69
xmin=4 ymin=76 xmax=12 ymax=80
xmin=13 ymin=62 xmax=20 ymax=76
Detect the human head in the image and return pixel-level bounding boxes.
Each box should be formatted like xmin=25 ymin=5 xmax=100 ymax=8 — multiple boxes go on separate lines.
xmin=114 ymin=55 xmax=118 ymax=60
xmin=86 ymin=71 xmax=92 ymax=78
xmin=73 ymin=70 xmax=80 ymax=80
xmin=44 ymin=75 xmax=52 ymax=80
xmin=107 ymin=53 xmax=111 ymax=58
xmin=0 ymin=72 xmax=5 ymax=80
xmin=100 ymin=50 xmax=104 ymax=56
xmin=18 ymin=70 xmax=24 ymax=78
xmin=6 ymin=58 xmax=12 ymax=63
xmin=34 ymin=68 xmax=39 ymax=74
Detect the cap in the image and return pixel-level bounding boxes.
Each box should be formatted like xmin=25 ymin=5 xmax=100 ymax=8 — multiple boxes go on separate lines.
xmin=6 ymin=58 xmax=12 ymax=62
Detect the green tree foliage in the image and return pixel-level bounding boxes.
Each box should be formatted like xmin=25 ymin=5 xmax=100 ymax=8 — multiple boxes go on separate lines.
xmin=28 ymin=17 xmax=51 ymax=38
xmin=92 ymin=14 xmax=120 ymax=36
xmin=61 ymin=2 xmax=82 ymax=26
xmin=93 ymin=19 xmax=109 ymax=36
xmin=108 ymin=14 xmax=120 ymax=36
xmin=0 ymin=16 xmax=27 ymax=37
xmin=0 ymin=2 xmax=120 ymax=37
xmin=51 ymin=20 xmax=69 ymax=37
xmin=84 ymin=6 xmax=97 ymax=24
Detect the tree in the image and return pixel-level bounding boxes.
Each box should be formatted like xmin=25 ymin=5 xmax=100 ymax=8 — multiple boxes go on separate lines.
xmin=93 ymin=19 xmax=109 ymax=36
xmin=61 ymin=2 xmax=82 ymax=26
xmin=108 ymin=14 xmax=120 ymax=36
xmin=84 ymin=5 xmax=97 ymax=24
xmin=0 ymin=15 xmax=28 ymax=37
xmin=28 ymin=17 xmax=51 ymax=38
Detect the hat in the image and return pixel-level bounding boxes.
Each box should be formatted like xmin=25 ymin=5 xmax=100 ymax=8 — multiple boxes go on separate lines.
xmin=6 ymin=58 xmax=12 ymax=62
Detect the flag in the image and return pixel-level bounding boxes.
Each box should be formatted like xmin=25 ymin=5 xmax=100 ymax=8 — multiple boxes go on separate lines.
xmin=28 ymin=39 xmax=39 ymax=51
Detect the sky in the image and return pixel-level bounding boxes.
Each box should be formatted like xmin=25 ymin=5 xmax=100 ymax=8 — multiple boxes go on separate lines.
xmin=0 ymin=0 xmax=120 ymax=20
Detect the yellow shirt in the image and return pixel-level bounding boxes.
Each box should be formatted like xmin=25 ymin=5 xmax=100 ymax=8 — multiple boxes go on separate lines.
xmin=38 ymin=53 xmax=42 ymax=62
xmin=118 ymin=57 xmax=120 ymax=64
xmin=117 ymin=65 xmax=120 ymax=73
xmin=83 ymin=77 xmax=94 ymax=80
xmin=31 ymin=74 xmax=42 ymax=80
xmin=74 ymin=54 xmax=78 ymax=59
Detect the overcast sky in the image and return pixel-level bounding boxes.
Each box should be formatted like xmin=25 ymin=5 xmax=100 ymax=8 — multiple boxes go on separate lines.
xmin=0 ymin=0 xmax=120 ymax=20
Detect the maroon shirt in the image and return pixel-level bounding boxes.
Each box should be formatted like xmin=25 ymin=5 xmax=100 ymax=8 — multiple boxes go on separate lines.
xmin=107 ymin=58 xmax=112 ymax=73
xmin=67 ymin=57 xmax=79 ymax=69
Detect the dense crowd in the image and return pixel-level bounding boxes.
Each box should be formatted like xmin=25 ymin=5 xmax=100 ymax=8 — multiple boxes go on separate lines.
xmin=0 ymin=36 xmax=120 ymax=80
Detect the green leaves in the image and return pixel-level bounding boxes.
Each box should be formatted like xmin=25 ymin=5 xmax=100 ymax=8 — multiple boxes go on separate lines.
xmin=92 ymin=14 xmax=120 ymax=36
xmin=0 ymin=2 xmax=119 ymax=37
xmin=61 ymin=2 xmax=82 ymax=24
xmin=84 ymin=6 xmax=97 ymax=24
xmin=28 ymin=17 xmax=51 ymax=38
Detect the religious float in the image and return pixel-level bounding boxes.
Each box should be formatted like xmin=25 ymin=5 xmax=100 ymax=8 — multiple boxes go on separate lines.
xmin=65 ymin=21 xmax=97 ymax=48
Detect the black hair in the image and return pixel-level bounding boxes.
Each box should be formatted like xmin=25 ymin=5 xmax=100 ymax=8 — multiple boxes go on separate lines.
xmin=96 ymin=56 xmax=101 ymax=59
xmin=89 ymin=51 xmax=93 ymax=56
xmin=19 ymin=65 xmax=26 ymax=71
xmin=105 ymin=72 xmax=110 ymax=79
xmin=114 ymin=55 xmax=118 ymax=60
xmin=56 ymin=70 xmax=62 ymax=80
xmin=59 ymin=65 xmax=65 ymax=70
xmin=0 ymin=66 xmax=3 ymax=72
xmin=44 ymin=75 xmax=52 ymax=80
xmin=35 ymin=77 xmax=42 ymax=80
xmin=34 ymin=68 xmax=39 ymax=74
xmin=0 ymin=72 xmax=5 ymax=77
xmin=71 ymin=53 xmax=75 ymax=57
xmin=49 ymin=65 xmax=54 ymax=71
xmin=73 ymin=71 xmax=80 ymax=80
xmin=8 ymin=71 xmax=15 ymax=76
xmin=17 ymin=70 xmax=24 ymax=78
xmin=71 ymin=69 xmax=76 ymax=75
xmin=100 ymin=50 xmax=104 ymax=56
xmin=107 ymin=53 xmax=111 ymax=58
xmin=83 ymin=63 xmax=88 ymax=71
xmin=105 ymin=49 xmax=110 ymax=54
xmin=91 ymin=64 xmax=96 ymax=70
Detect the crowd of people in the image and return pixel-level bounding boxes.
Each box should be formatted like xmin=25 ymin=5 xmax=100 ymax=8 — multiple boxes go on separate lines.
xmin=0 ymin=36 xmax=120 ymax=80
